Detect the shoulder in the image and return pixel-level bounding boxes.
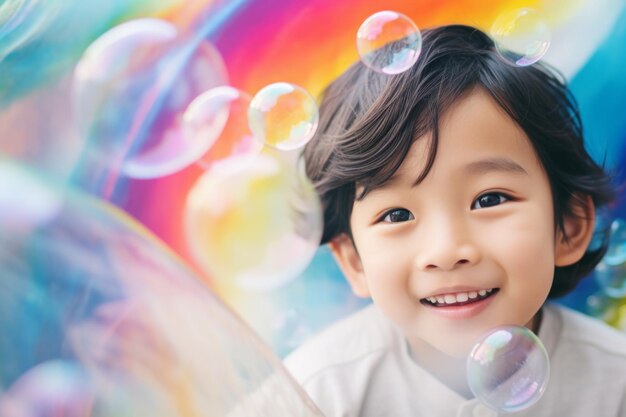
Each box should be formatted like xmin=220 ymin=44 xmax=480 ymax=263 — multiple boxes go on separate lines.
xmin=548 ymin=303 xmax=626 ymax=358
xmin=284 ymin=304 xmax=399 ymax=385
xmin=535 ymin=304 xmax=626 ymax=416
xmin=544 ymin=303 xmax=626 ymax=383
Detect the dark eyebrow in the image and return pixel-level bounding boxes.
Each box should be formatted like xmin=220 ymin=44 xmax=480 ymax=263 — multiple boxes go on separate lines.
xmin=358 ymin=157 xmax=528 ymax=202
xmin=464 ymin=158 xmax=528 ymax=176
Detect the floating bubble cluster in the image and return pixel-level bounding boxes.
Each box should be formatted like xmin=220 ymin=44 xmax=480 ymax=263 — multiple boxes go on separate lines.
xmin=490 ymin=8 xmax=551 ymax=67
xmin=356 ymin=10 xmax=422 ymax=74
xmin=73 ymin=18 xmax=228 ymax=187
xmin=467 ymin=326 xmax=550 ymax=413
xmin=0 ymin=159 xmax=324 ymax=417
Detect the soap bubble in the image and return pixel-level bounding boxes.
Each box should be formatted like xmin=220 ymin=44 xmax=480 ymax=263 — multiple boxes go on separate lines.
xmin=595 ymin=261 xmax=626 ymax=298
xmin=356 ymin=11 xmax=422 ymax=74
xmin=248 ymin=82 xmax=319 ymax=151
xmin=490 ymin=8 xmax=551 ymax=67
xmin=73 ymin=18 xmax=227 ymax=188
xmin=467 ymin=326 xmax=550 ymax=413
xmin=184 ymin=153 xmax=323 ymax=291
xmin=0 ymin=158 xmax=323 ymax=417
xmin=184 ymin=86 xmax=262 ymax=170
xmin=594 ymin=219 xmax=626 ymax=298
xmin=603 ymin=219 xmax=626 ymax=266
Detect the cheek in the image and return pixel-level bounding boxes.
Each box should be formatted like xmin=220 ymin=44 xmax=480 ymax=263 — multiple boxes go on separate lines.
xmin=489 ymin=215 xmax=556 ymax=289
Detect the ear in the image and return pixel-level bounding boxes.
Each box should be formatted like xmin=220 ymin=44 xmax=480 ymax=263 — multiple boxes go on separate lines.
xmin=329 ymin=234 xmax=370 ymax=298
xmin=555 ymin=194 xmax=596 ymax=267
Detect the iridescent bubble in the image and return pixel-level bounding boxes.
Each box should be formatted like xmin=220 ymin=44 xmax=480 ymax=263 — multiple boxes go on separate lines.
xmin=490 ymin=8 xmax=551 ymax=67
xmin=184 ymin=153 xmax=323 ymax=291
xmin=467 ymin=326 xmax=550 ymax=413
xmin=595 ymin=261 xmax=626 ymax=298
xmin=586 ymin=291 xmax=617 ymax=320
xmin=0 ymin=159 xmax=324 ymax=417
xmin=73 ymin=18 xmax=228 ymax=186
xmin=603 ymin=219 xmax=626 ymax=266
xmin=594 ymin=219 xmax=626 ymax=298
xmin=247 ymin=82 xmax=319 ymax=151
xmin=184 ymin=86 xmax=262 ymax=170
xmin=356 ymin=11 xmax=422 ymax=74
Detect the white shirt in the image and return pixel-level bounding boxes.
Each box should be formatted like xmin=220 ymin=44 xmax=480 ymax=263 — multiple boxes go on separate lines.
xmin=284 ymin=303 xmax=626 ymax=417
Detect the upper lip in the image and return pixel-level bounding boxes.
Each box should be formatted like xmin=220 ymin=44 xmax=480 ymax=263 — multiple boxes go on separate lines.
xmin=420 ymin=285 xmax=497 ymax=300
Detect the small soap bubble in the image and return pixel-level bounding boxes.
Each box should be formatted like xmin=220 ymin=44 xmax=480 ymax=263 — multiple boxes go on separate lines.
xmin=248 ymin=82 xmax=319 ymax=151
xmin=603 ymin=219 xmax=626 ymax=266
xmin=586 ymin=291 xmax=617 ymax=320
xmin=183 ymin=86 xmax=261 ymax=170
xmin=467 ymin=326 xmax=550 ymax=413
xmin=356 ymin=11 xmax=422 ymax=74
xmin=595 ymin=261 xmax=626 ymax=298
xmin=490 ymin=8 xmax=551 ymax=67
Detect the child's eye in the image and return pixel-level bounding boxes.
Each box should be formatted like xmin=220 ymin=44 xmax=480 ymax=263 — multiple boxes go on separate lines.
xmin=472 ymin=192 xmax=509 ymax=209
xmin=381 ymin=208 xmax=414 ymax=223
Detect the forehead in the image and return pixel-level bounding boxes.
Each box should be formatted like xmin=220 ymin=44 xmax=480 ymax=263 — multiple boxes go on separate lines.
xmin=360 ymin=88 xmax=541 ymax=195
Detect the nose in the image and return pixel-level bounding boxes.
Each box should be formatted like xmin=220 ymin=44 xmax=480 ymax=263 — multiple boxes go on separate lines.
xmin=414 ymin=214 xmax=481 ymax=271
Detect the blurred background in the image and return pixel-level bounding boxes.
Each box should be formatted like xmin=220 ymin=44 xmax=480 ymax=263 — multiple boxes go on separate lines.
xmin=1 ymin=0 xmax=625 ymax=370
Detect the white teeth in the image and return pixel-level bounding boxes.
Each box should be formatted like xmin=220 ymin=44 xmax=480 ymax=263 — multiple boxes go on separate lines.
xmin=444 ymin=294 xmax=456 ymax=304
xmin=425 ymin=288 xmax=495 ymax=305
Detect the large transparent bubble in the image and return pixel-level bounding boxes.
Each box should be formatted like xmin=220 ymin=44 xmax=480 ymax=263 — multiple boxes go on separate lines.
xmin=467 ymin=326 xmax=550 ymax=413
xmin=184 ymin=153 xmax=323 ymax=291
xmin=0 ymin=159 xmax=323 ymax=417
xmin=72 ymin=18 xmax=228 ymax=189
xmin=185 ymin=86 xmax=262 ymax=170
xmin=356 ymin=11 xmax=422 ymax=75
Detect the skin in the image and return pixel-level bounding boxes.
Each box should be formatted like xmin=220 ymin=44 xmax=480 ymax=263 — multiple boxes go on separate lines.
xmin=330 ymin=88 xmax=595 ymax=396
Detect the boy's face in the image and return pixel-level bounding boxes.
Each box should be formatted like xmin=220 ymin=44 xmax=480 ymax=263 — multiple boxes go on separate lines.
xmin=331 ymin=88 xmax=592 ymax=357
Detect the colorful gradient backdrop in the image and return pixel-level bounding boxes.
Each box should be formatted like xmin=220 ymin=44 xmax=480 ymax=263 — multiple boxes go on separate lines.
xmin=1 ymin=0 xmax=625 ymax=356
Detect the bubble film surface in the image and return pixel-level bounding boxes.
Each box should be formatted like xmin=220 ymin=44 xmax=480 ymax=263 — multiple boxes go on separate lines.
xmin=73 ymin=18 xmax=227 ymax=187
xmin=467 ymin=326 xmax=550 ymax=413
xmin=185 ymin=86 xmax=261 ymax=170
xmin=184 ymin=153 xmax=323 ymax=291
xmin=356 ymin=10 xmax=422 ymax=74
xmin=247 ymin=82 xmax=319 ymax=151
xmin=490 ymin=8 xmax=551 ymax=67
xmin=0 ymin=159 xmax=323 ymax=417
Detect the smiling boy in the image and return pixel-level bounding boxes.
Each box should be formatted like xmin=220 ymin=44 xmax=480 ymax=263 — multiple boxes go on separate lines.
xmin=284 ymin=25 xmax=626 ymax=417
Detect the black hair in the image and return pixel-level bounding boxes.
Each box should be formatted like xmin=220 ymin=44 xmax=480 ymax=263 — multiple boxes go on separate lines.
xmin=303 ymin=24 xmax=614 ymax=298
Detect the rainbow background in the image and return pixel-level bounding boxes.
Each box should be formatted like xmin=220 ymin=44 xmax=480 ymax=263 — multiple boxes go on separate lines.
xmin=1 ymin=0 xmax=626 ymax=356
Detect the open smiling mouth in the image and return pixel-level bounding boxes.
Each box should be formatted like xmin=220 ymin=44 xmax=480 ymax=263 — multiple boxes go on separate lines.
xmin=420 ymin=288 xmax=500 ymax=307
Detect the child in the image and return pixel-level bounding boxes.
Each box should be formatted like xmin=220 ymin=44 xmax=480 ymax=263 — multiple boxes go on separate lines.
xmin=284 ymin=25 xmax=626 ymax=417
